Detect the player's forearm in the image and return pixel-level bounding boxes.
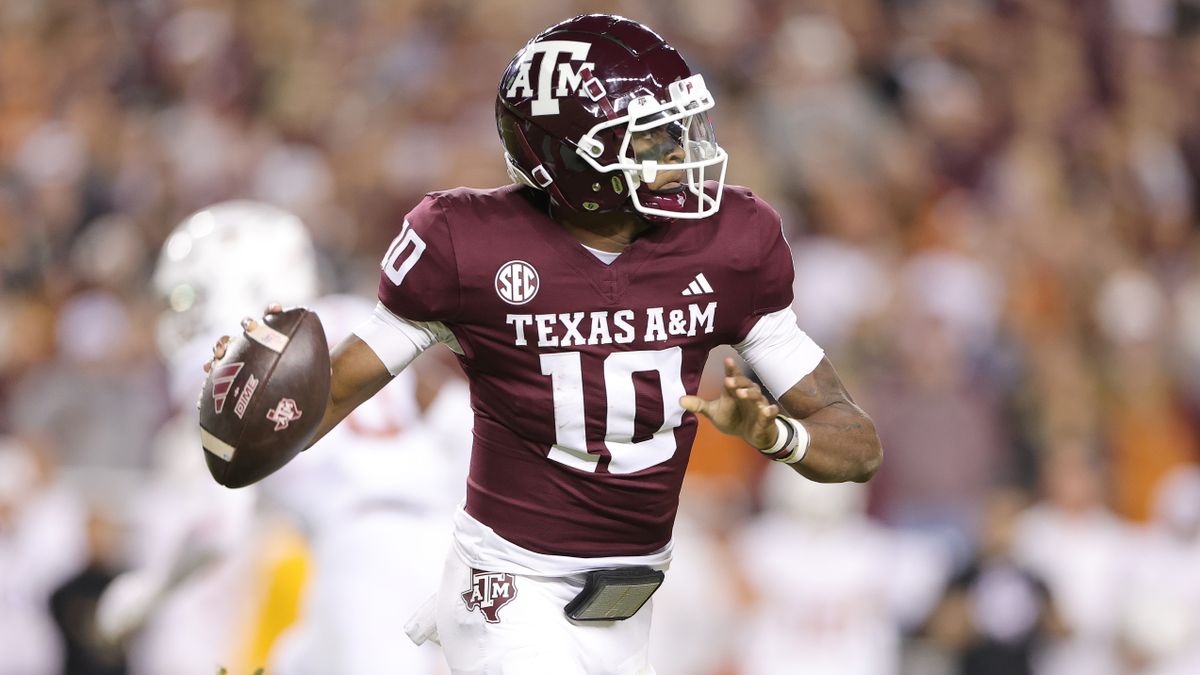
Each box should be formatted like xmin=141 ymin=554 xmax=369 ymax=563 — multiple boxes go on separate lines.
xmin=305 ymin=335 xmax=393 ymax=449
xmin=305 ymin=388 xmax=358 ymax=449
xmin=785 ymin=399 xmax=881 ymax=483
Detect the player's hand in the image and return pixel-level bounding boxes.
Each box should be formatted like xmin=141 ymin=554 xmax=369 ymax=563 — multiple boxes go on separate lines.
xmin=201 ymin=304 xmax=284 ymax=375
xmin=199 ymin=305 xmax=284 ymax=409
xmin=679 ymin=358 xmax=779 ymax=450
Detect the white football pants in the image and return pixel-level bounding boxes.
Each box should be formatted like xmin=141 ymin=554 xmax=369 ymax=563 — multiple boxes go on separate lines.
xmin=430 ymin=549 xmax=657 ymax=675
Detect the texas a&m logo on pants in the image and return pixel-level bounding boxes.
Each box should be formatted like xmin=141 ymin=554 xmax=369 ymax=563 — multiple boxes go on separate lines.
xmin=461 ymin=569 xmax=518 ymax=623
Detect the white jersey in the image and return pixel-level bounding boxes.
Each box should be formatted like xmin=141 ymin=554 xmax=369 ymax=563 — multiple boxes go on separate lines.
xmin=262 ymin=370 xmax=462 ymax=531
xmin=1119 ymin=527 xmax=1200 ymax=675
xmin=119 ymin=414 xmax=261 ymax=675
xmin=1014 ymin=505 xmax=1131 ymax=675
xmin=110 ymin=294 xmax=472 ymax=675
xmin=733 ymin=514 xmax=946 ymax=675
xmin=648 ymin=506 xmax=739 ymax=675
xmin=266 ymin=294 xmax=471 ymax=675
xmin=0 ymin=473 xmax=87 ymax=675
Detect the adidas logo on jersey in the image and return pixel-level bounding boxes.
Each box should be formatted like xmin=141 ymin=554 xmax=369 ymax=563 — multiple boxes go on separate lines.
xmin=681 ymin=273 xmax=714 ymax=296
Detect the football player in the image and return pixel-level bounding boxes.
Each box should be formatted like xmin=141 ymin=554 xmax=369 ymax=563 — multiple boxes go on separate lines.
xmin=102 ymin=201 xmax=464 ymax=674
xmin=733 ymin=466 xmax=948 ymax=675
xmin=214 ymin=14 xmax=882 ymax=674
xmin=99 ymin=202 xmax=314 ymax=675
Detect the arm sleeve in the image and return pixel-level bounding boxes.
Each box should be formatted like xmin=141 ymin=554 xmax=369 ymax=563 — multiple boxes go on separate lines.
xmin=377 ymin=194 xmax=461 ymax=322
xmin=353 ymin=302 xmax=458 ymax=376
xmin=733 ymin=307 xmax=824 ymax=398
xmin=735 ymin=198 xmax=795 ymax=341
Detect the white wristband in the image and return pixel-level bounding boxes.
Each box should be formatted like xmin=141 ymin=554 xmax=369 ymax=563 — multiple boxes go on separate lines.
xmin=761 ymin=416 xmax=810 ymax=464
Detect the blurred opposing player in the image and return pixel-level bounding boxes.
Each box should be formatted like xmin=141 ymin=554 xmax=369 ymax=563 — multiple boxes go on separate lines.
xmin=97 ymin=202 xmax=310 ymax=675
xmin=99 ymin=201 xmax=466 ymax=674
xmin=733 ymin=466 xmax=947 ymax=675
xmin=1118 ymin=466 xmax=1200 ymax=675
xmin=0 ymin=437 xmax=88 ymax=675
xmin=646 ymin=476 xmax=744 ymax=675
xmin=1014 ymin=445 xmax=1132 ymax=675
xmin=266 ymin=294 xmax=466 ymax=675
xmin=218 ymin=14 xmax=883 ymax=673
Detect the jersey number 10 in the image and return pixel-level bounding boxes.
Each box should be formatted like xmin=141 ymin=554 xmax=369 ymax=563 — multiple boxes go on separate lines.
xmin=540 ymin=346 xmax=686 ymax=474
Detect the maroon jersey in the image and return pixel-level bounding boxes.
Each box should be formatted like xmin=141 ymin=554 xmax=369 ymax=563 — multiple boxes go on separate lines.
xmin=377 ymin=184 xmax=793 ymax=557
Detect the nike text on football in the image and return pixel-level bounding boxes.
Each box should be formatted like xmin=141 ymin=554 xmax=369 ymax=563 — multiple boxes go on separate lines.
xmin=506 ymin=302 xmax=716 ymax=347
xmin=495 ymin=260 xmax=540 ymax=305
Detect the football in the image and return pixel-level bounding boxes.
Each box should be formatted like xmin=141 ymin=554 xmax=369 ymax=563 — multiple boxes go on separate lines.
xmin=198 ymin=307 xmax=331 ymax=488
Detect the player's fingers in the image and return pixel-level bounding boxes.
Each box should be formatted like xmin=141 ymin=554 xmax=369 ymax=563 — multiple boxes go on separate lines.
xmin=724 ymin=374 xmax=763 ymax=396
xmin=724 ymin=357 xmax=739 ymax=378
xmin=241 ymin=316 xmax=257 ymax=331
xmin=751 ymin=404 xmax=781 ymax=449
xmin=264 ymin=303 xmax=282 ymax=315
xmin=754 ymin=403 xmax=779 ymax=428
xmin=726 ymin=373 xmax=755 ymax=390
xmin=205 ymin=336 xmax=230 ymax=374
xmin=679 ymin=395 xmax=708 ymax=417
xmin=725 ymin=375 xmax=756 ymax=397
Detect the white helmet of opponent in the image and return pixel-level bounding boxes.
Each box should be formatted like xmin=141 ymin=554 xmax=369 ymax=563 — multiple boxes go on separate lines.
xmin=153 ymin=200 xmax=318 ymax=404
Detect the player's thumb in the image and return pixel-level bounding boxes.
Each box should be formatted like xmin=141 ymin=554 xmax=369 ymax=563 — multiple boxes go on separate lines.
xmin=679 ymin=395 xmax=708 ymax=417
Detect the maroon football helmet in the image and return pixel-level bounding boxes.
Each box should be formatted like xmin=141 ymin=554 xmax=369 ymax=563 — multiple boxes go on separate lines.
xmin=496 ymin=14 xmax=728 ymax=220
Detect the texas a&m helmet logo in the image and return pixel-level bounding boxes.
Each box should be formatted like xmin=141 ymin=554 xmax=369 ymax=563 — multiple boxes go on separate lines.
xmin=265 ymin=398 xmax=302 ymax=431
xmin=495 ymin=260 xmax=539 ymax=305
xmin=210 ymin=362 xmax=244 ymax=414
xmin=503 ymin=40 xmax=605 ymax=116
xmin=461 ymin=569 xmax=518 ymax=623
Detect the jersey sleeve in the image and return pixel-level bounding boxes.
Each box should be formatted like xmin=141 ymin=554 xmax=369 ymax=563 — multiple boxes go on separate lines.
xmin=734 ymin=307 xmax=824 ymax=398
xmin=353 ymin=303 xmax=446 ymax=376
xmin=377 ymin=194 xmax=461 ymax=322
xmin=735 ymin=197 xmax=795 ymax=341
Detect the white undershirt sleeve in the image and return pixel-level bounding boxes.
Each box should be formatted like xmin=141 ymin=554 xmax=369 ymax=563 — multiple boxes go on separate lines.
xmin=733 ymin=307 xmax=825 ymax=398
xmin=352 ymin=302 xmax=460 ymax=376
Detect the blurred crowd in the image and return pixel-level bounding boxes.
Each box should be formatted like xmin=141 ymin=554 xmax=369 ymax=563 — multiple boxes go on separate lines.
xmin=3 ymin=0 xmax=1200 ymax=673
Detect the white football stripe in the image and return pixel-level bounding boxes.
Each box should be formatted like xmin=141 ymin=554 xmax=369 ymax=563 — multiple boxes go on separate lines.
xmin=247 ymin=321 xmax=290 ymax=353
xmin=200 ymin=426 xmax=237 ymax=461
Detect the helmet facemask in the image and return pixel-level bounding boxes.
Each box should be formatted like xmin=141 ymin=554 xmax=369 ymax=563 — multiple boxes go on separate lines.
xmin=576 ymin=75 xmax=728 ymax=220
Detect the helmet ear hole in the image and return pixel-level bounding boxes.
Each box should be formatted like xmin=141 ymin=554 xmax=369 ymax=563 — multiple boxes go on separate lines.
xmin=498 ymin=112 xmax=539 ymax=172
xmin=503 ymin=153 xmax=541 ymax=189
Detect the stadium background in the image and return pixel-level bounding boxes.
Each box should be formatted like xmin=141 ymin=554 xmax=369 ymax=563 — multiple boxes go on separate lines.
xmin=2 ymin=0 xmax=1200 ymax=673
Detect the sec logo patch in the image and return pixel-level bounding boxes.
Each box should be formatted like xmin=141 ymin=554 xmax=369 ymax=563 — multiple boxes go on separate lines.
xmin=495 ymin=260 xmax=539 ymax=305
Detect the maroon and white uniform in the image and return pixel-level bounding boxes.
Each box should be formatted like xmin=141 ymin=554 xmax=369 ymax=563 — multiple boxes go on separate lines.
xmin=356 ymin=184 xmax=823 ymax=576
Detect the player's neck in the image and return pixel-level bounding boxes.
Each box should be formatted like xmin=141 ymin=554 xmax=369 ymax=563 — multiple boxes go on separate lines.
xmin=554 ymin=209 xmax=653 ymax=253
